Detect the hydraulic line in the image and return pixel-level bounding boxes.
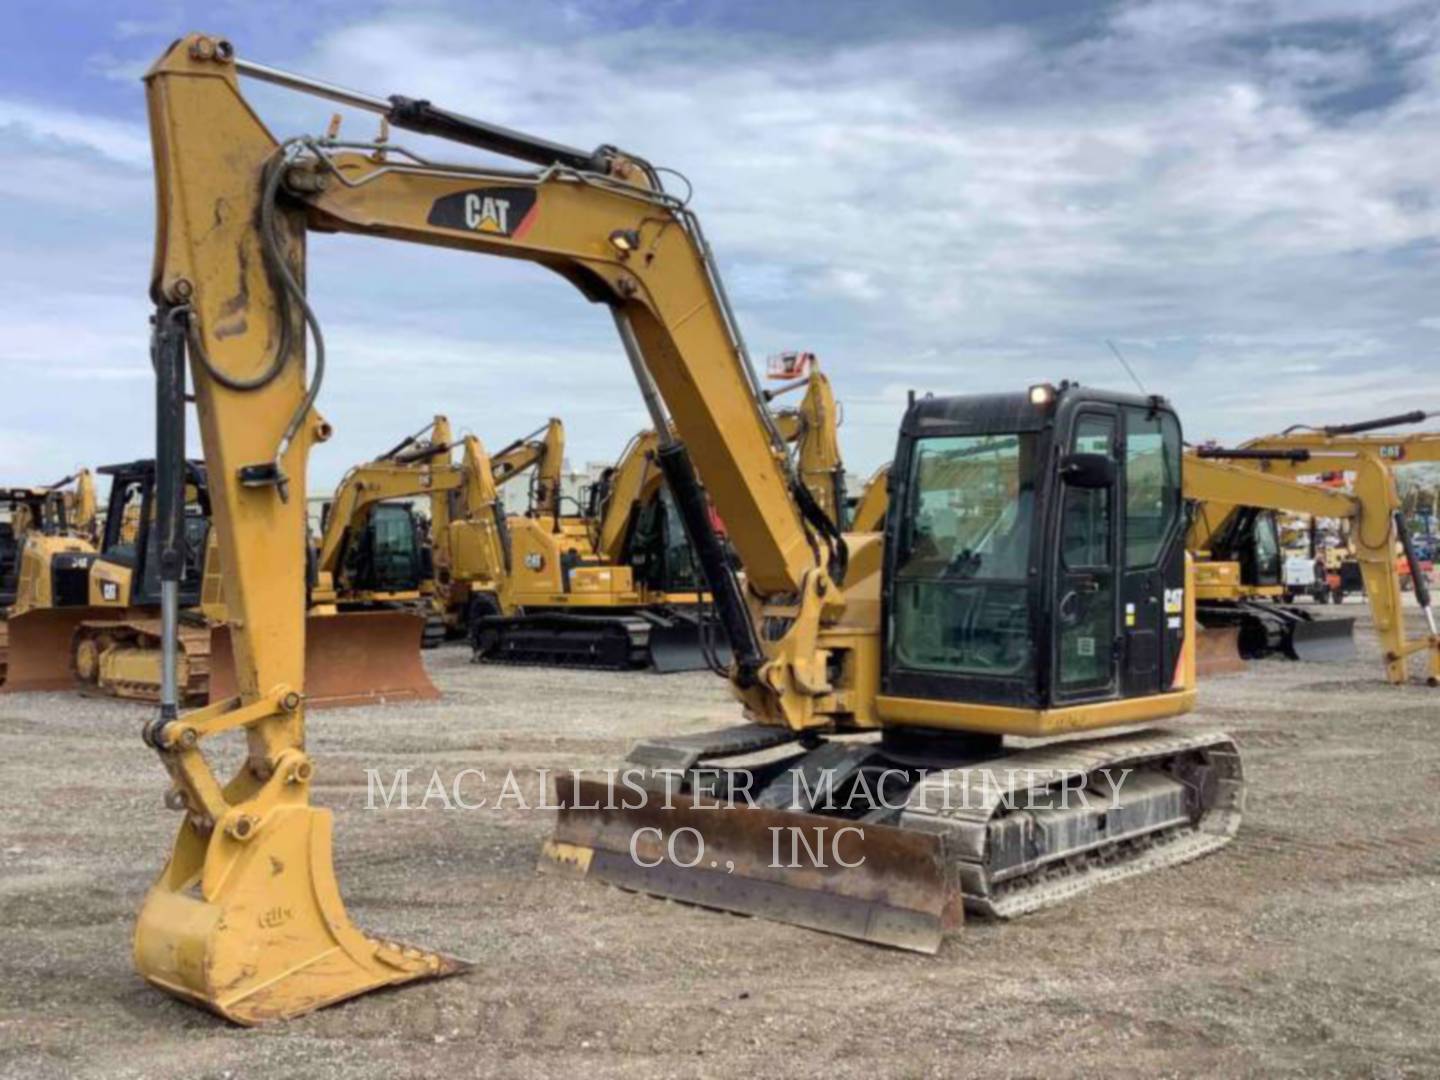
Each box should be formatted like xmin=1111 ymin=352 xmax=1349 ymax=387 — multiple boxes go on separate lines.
xmin=180 ymin=140 xmax=327 ymax=498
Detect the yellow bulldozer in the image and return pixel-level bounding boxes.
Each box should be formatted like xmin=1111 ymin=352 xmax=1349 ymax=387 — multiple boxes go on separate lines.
xmin=6 ymin=455 xmax=443 ymax=707
xmin=133 ymin=38 xmax=1253 ymax=1023
xmin=0 ymin=471 xmax=98 ymax=687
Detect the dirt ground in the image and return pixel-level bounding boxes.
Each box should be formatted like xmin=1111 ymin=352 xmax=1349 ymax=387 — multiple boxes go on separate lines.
xmin=1 ymin=605 xmax=1437 ymax=1079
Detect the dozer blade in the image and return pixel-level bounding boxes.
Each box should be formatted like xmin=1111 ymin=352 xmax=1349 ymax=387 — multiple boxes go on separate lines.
xmin=1194 ymin=625 xmax=1247 ymax=678
xmin=648 ymin=623 xmax=727 ymax=674
xmin=648 ymin=615 xmax=733 ymax=674
xmin=543 ymin=776 xmax=955 ymax=953
xmin=135 ymin=797 xmax=467 ymax=1024
xmin=1287 ymin=614 xmax=1358 ymax=663
xmin=0 ymin=607 xmax=122 ymax=693
xmin=209 ymin=611 xmax=440 ymax=709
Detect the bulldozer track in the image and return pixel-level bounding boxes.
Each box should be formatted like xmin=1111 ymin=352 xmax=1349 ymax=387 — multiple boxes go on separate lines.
xmin=71 ymin=619 xmax=211 ymax=704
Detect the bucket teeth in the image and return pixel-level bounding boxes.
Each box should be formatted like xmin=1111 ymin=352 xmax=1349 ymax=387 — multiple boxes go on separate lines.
xmin=135 ymin=804 xmax=468 ymax=1025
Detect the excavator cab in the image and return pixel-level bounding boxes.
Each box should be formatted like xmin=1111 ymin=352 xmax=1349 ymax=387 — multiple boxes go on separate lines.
xmin=629 ymin=487 xmax=701 ymax=594
xmin=340 ymin=502 xmax=431 ymax=596
xmin=882 ymin=384 xmax=1188 ymax=712
xmin=1206 ymin=507 xmax=1282 ymax=590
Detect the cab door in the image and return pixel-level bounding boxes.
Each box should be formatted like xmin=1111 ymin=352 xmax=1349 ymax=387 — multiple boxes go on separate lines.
xmin=1119 ymin=405 xmax=1185 ymax=696
xmin=1053 ymin=411 xmax=1120 ymax=701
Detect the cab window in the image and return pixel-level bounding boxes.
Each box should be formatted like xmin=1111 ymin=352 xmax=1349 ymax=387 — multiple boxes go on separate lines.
xmin=1124 ymin=407 xmax=1181 ymax=568
xmin=890 ymin=433 xmax=1036 ymax=678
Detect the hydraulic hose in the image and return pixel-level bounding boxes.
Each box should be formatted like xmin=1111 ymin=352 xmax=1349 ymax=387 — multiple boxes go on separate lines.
xmin=181 ymin=140 xmax=327 ymax=499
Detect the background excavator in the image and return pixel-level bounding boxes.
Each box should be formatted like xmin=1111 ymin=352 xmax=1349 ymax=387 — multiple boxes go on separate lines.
xmin=435 ymin=417 xmax=567 ymax=635
xmin=464 ymin=359 xmax=844 ymax=671
xmin=0 ymin=471 xmax=98 ymax=687
xmin=137 ymin=38 xmax=1241 ymax=1023
xmin=1206 ymin=412 xmax=1440 ymax=684
xmin=1183 ymin=449 xmax=1421 ymax=678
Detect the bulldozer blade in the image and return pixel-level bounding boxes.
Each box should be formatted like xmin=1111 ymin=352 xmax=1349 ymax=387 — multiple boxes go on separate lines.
xmin=209 ymin=611 xmax=440 ymax=709
xmin=1287 ymin=615 xmax=1358 ymax=663
xmin=135 ymin=801 xmax=468 ymax=1025
xmin=648 ymin=619 xmax=732 ymax=674
xmin=543 ymin=776 xmax=956 ymax=953
xmin=0 ymin=607 xmax=120 ymax=693
xmin=1194 ymin=625 xmax=1247 ymax=678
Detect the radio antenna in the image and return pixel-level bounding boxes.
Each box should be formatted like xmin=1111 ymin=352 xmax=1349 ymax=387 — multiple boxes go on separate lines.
xmin=1106 ymin=339 xmax=1148 ymax=395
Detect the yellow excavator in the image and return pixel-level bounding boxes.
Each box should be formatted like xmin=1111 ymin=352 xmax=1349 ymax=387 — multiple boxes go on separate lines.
xmin=1209 ymin=412 xmax=1440 ymax=685
xmin=437 ymin=416 xmax=568 ymax=630
xmin=218 ymin=414 xmax=562 ymax=702
xmin=463 ymin=361 xmax=844 ymax=670
xmin=312 ymin=415 xmax=473 ymax=646
xmin=1184 ymin=448 xmax=1437 ymax=682
xmin=0 ymin=471 xmax=98 ymax=687
xmin=137 ymin=37 xmax=1241 ymax=1023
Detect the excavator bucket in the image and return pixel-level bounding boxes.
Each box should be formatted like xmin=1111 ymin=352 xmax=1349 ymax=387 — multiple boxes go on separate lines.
xmin=208 ymin=611 xmax=440 ymax=709
xmin=543 ymin=776 xmax=955 ymax=953
xmin=1287 ymin=615 xmax=1358 ymax=663
xmin=0 ymin=608 xmax=117 ymax=693
xmin=135 ymin=777 xmax=467 ymax=1024
xmin=1194 ymin=625 xmax=1247 ymax=677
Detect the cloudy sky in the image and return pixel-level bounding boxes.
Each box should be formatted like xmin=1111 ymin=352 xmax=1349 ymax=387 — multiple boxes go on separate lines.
xmin=2 ymin=0 xmax=1438 ymax=489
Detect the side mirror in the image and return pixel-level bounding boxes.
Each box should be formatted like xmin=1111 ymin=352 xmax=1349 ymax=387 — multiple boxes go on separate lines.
xmin=1061 ymin=452 xmax=1116 ymax=489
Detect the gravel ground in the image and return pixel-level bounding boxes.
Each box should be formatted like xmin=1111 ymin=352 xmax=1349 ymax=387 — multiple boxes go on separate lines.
xmin=1 ymin=605 xmax=1437 ymax=1078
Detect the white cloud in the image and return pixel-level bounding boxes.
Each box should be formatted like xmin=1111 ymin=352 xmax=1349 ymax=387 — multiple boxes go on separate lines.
xmin=0 ymin=99 xmax=151 ymax=167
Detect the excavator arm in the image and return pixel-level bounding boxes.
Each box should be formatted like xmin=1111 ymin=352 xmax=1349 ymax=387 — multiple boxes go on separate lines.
xmin=590 ymin=429 xmax=662 ymax=562
xmin=766 ymin=363 xmax=846 ymax=529
xmin=1185 ymin=453 xmax=1360 ymax=552
xmin=489 ymin=418 xmax=565 ymax=513
xmin=1188 ymin=451 xmax=1438 ymax=684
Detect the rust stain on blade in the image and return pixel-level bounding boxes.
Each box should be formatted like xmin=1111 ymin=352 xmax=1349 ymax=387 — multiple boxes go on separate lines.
xmin=0 ymin=608 xmax=117 ymax=693
xmin=546 ymin=775 xmax=957 ymax=954
xmin=209 ymin=611 xmax=439 ymax=710
xmin=1195 ymin=626 xmax=1247 ymax=678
